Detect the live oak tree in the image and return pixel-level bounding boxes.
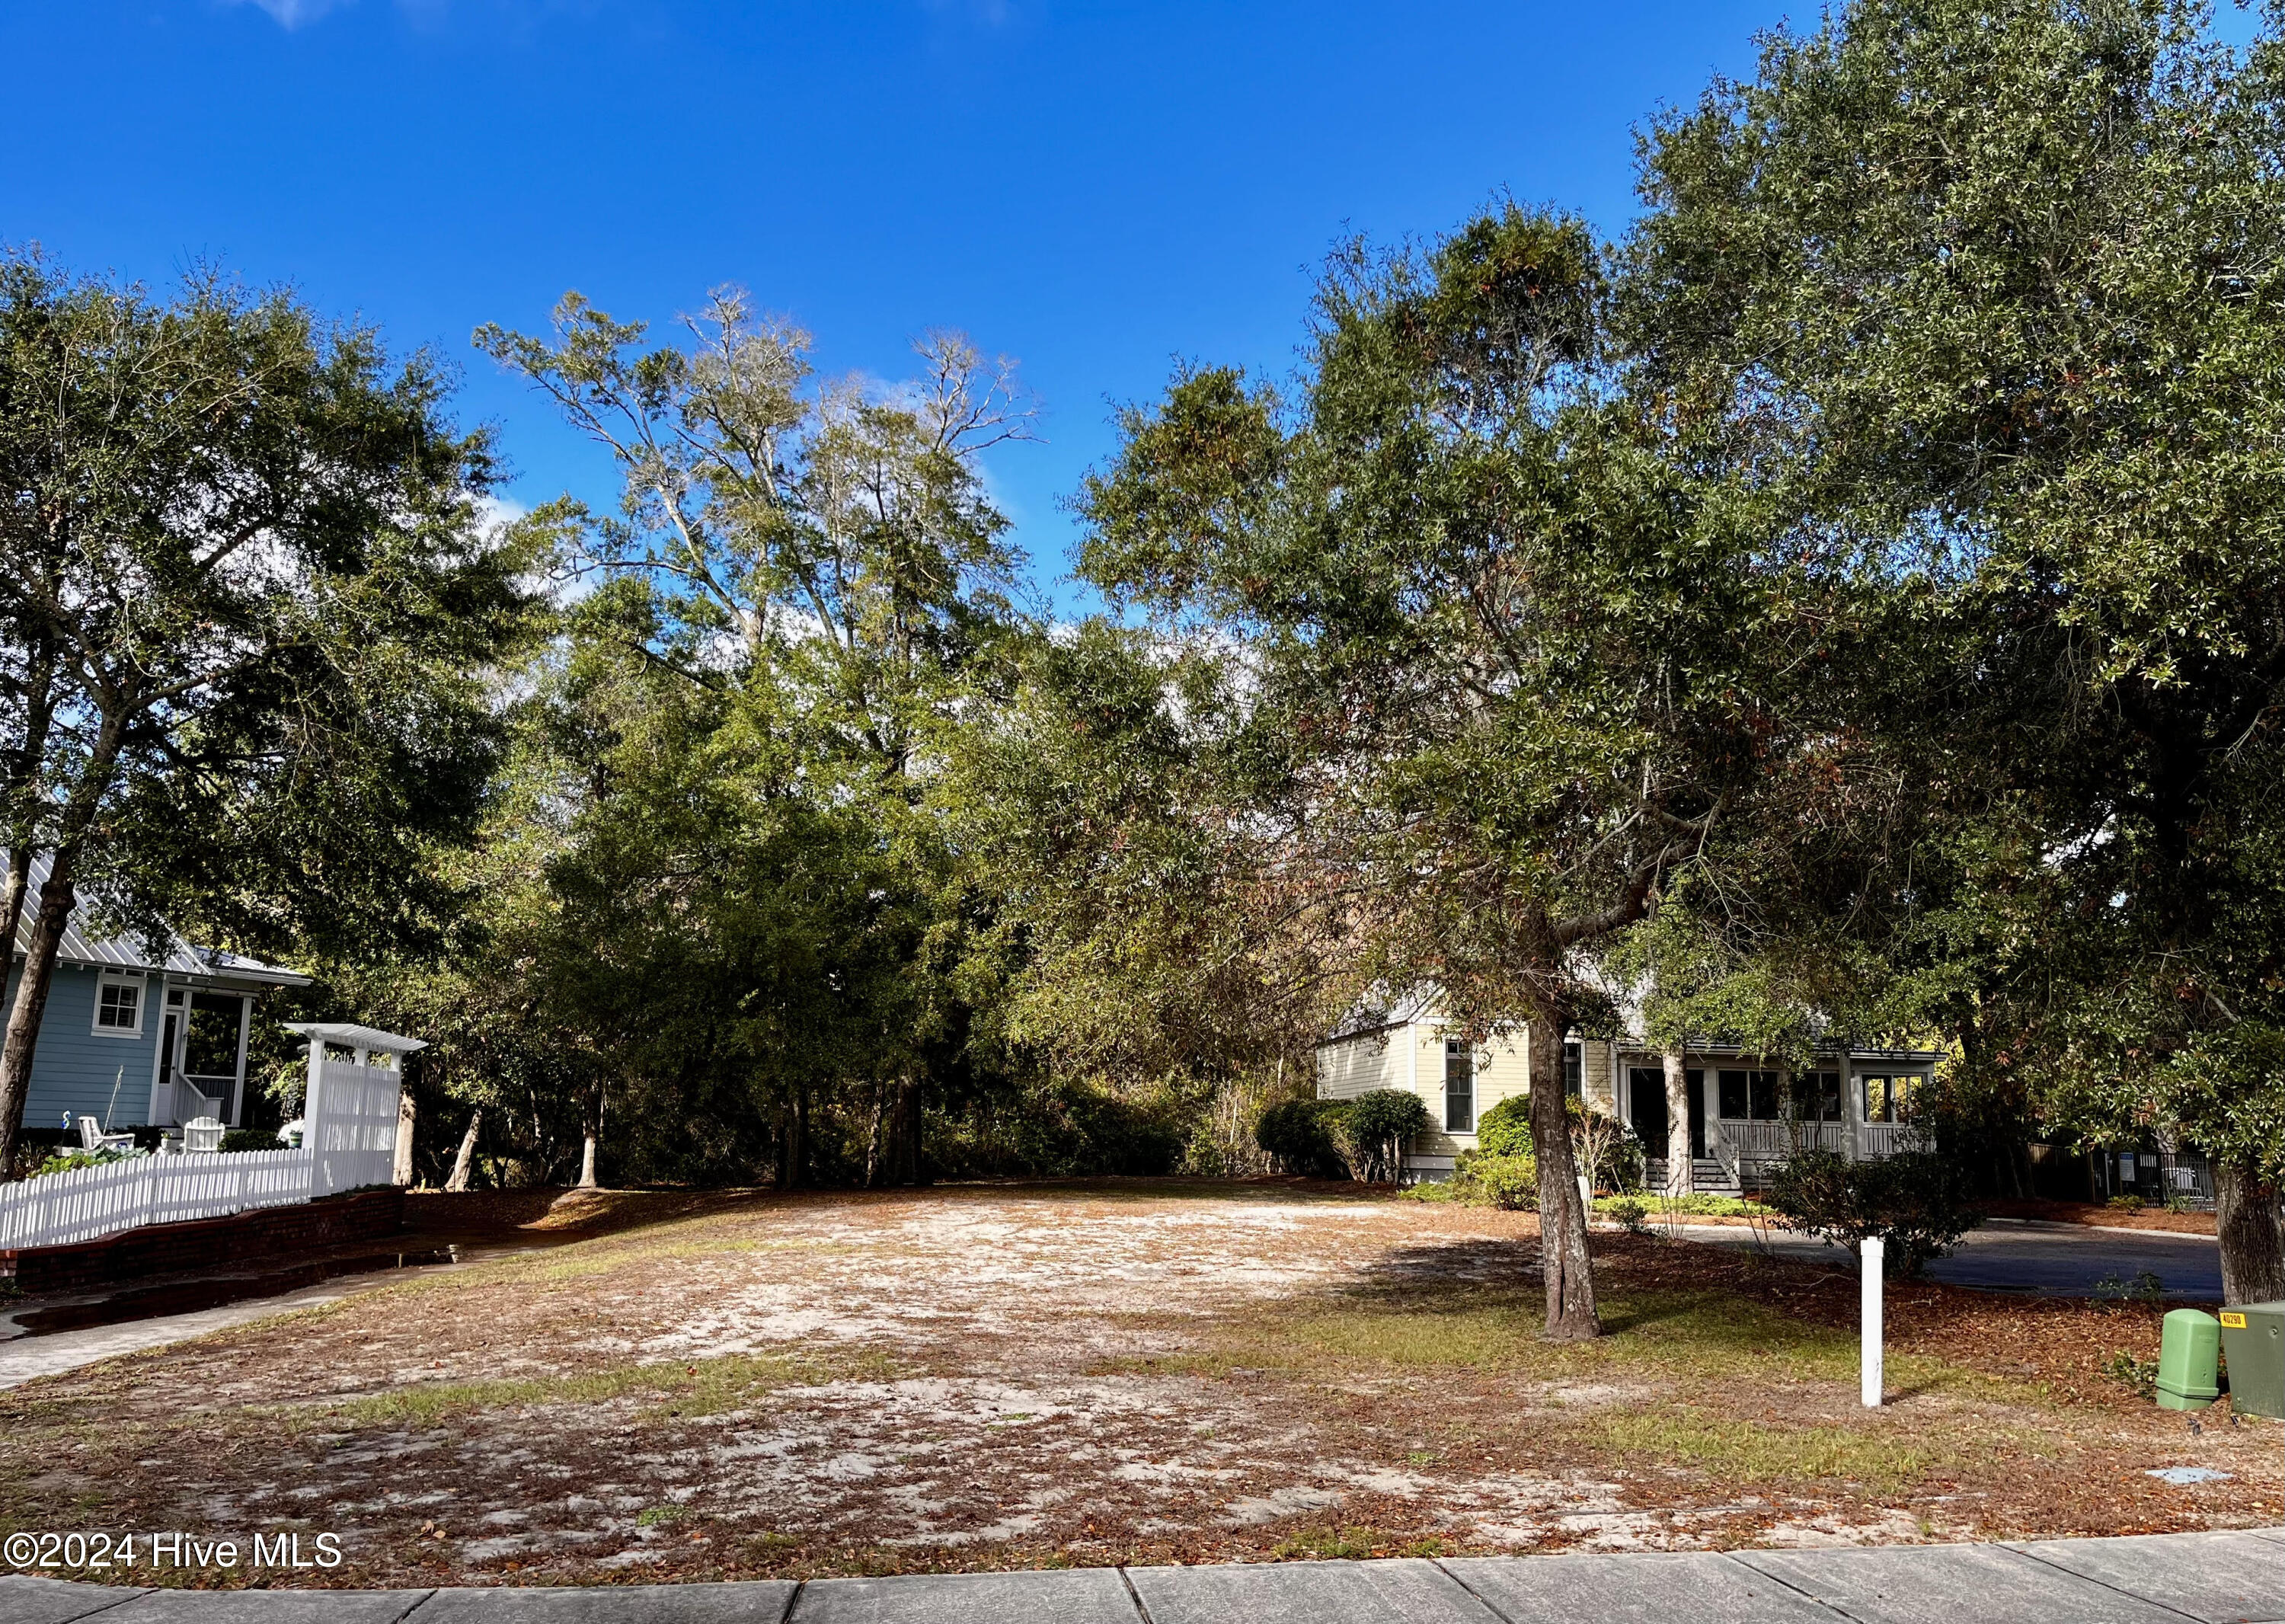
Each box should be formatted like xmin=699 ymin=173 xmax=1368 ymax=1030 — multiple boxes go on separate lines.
xmin=1625 ymin=0 xmax=2285 ymax=1300
xmin=0 ymin=255 xmax=540 ymax=1173
xmin=1077 ymin=209 xmax=1847 ymax=1338
xmin=477 ymin=289 xmax=1037 ymax=1185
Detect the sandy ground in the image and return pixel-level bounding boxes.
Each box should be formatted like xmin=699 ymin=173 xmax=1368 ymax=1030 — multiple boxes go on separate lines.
xmin=0 ymin=1181 xmax=2276 ymax=1590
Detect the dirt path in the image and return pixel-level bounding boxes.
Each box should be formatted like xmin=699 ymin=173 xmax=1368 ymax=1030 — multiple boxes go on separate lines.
xmin=0 ymin=1181 xmax=2274 ymax=1589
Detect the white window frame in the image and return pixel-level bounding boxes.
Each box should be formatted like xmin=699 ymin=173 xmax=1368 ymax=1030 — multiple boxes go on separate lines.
xmin=1444 ymin=1038 xmax=1476 ymax=1133
xmin=92 ymin=970 xmax=147 ymax=1038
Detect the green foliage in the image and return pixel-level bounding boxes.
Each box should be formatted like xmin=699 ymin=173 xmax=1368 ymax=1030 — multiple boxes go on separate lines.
xmin=2104 ymin=1351 xmax=2161 ymax=1401
xmin=1762 ymin=1148 xmax=1983 ymax=1277
xmin=218 ymin=1128 xmax=283 ymax=1154
xmin=1625 ymin=0 xmax=2285 ymax=1283
xmin=1601 ymin=1192 xmax=1768 ymax=1219
xmin=1331 ymin=1089 xmax=1430 ymax=1184
xmin=1255 ymin=1098 xmax=1350 ymax=1178
xmin=0 ymin=251 xmax=545 ymax=1169
xmin=1606 ymin=1197 xmax=1651 ymax=1235
xmin=1475 ymin=1095 xmax=1532 ymax=1159
xmin=30 ymin=1148 xmax=134 ymax=1178
xmin=1468 ymin=1152 xmax=1539 ymax=1211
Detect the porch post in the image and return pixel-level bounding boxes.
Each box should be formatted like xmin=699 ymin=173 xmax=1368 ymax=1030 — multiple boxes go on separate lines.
xmin=1844 ymin=1065 xmax=1864 ymax=1161
xmin=1663 ymin=1050 xmax=1692 ymax=1197
xmin=228 ymin=995 xmax=251 ymax=1127
xmin=303 ymin=1038 xmax=325 ymax=1197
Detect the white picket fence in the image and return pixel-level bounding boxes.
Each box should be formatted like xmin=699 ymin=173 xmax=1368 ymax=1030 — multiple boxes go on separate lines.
xmin=0 ymin=1057 xmax=403 ymax=1253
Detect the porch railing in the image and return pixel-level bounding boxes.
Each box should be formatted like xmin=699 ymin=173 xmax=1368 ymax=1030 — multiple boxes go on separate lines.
xmin=1721 ymin=1119 xmax=1925 ymax=1165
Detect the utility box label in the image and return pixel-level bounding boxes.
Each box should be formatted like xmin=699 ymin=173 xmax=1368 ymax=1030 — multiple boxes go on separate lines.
xmin=2221 ymin=1312 xmax=2248 ymax=1328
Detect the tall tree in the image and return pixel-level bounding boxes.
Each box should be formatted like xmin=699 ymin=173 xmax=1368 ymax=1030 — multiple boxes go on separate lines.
xmin=1077 ymin=208 xmax=1849 ymax=1338
xmin=1625 ymin=0 xmax=2285 ymax=1299
xmin=476 ymin=289 xmax=1037 ymax=1184
xmin=0 ymin=254 xmax=541 ymax=1172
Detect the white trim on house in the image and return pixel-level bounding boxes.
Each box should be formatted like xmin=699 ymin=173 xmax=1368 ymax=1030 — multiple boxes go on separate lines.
xmin=90 ymin=970 xmax=146 ymax=1039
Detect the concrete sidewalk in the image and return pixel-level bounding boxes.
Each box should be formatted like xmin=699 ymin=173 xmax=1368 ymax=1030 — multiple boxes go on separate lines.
xmin=5 ymin=1530 xmax=2283 ymax=1623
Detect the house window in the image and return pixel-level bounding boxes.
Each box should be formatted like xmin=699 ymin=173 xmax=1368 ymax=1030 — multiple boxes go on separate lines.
xmin=1862 ymin=1073 xmax=1922 ymax=1123
xmin=93 ymin=972 xmax=145 ymax=1037
xmin=1716 ymin=1069 xmax=1783 ymax=1120
xmin=1800 ymin=1070 xmax=1845 ymax=1123
xmin=1563 ymin=1037 xmax=1584 ymax=1099
xmin=1444 ymin=1040 xmax=1475 ymax=1133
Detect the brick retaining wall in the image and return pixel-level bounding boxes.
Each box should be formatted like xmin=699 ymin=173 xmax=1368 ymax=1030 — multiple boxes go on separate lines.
xmin=0 ymin=1186 xmax=405 ymax=1294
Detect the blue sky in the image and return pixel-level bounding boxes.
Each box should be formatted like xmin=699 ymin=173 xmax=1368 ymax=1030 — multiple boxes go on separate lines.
xmin=4 ymin=1 xmax=1820 ymax=607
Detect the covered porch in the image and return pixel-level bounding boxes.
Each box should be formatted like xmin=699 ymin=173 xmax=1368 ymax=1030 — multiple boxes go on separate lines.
xmin=1613 ymin=1048 xmax=1938 ymax=1194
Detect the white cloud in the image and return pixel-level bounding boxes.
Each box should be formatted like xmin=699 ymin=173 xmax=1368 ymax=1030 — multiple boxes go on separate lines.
xmin=229 ymin=0 xmax=354 ymax=27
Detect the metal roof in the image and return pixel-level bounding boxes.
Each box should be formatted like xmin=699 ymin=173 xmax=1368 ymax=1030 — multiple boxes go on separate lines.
xmin=281 ymin=1021 xmax=427 ymax=1054
xmin=8 ymin=852 xmax=310 ymax=989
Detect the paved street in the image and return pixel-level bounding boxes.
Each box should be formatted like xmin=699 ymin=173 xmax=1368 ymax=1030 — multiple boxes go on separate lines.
xmin=5 ymin=1530 xmax=2283 ymax=1622
xmin=1676 ymin=1218 xmax=2226 ymax=1298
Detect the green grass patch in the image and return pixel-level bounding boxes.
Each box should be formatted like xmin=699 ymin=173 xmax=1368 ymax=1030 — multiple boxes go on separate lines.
xmin=1596 ymin=1407 xmax=1932 ymax=1490
xmin=1109 ymin=1280 xmax=2013 ymax=1406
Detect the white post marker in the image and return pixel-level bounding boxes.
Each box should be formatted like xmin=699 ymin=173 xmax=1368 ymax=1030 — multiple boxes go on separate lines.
xmin=1860 ymin=1236 xmax=1885 ymax=1407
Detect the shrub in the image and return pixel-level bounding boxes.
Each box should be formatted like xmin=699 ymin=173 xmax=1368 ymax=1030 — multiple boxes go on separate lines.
xmin=1255 ymin=1098 xmax=1349 ymax=1178
xmin=1331 ymin=1089 xmax=1430 ymax=1184
xmin=1761 ymin=1146 xmax=1983 ymax=1277
xmin=1606 ymin=1196 xmax=1650 ymax=1234
xmin=1475 ymin=1095 xmax=1532 ymax=1158
xmin=1472 ymin=1094 xmax=1643 ymax=1194
xmin=1470 ymin=1152 xmax=1539 ymax=1210
xmin=220 ymin=1127 xmax=284 ymax=1154
xmin=2107 ymin=1194 xmax=2145 ymax=1213
xmin=32 ymin=1148 xmax=136 ymax=1178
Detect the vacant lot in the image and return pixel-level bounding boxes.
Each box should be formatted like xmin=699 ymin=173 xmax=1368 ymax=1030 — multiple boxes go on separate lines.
xmin=0 ymin=1181 xmax=2276 ymax=1589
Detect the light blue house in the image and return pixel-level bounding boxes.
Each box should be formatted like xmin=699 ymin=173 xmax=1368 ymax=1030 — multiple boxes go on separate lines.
xmin=4 ymin=856 xmax=307 ymax=1134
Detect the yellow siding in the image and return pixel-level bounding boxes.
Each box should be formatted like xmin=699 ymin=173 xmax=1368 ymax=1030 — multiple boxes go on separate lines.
xmin=1315 ymin=1028 xmax=1404 ymax=1100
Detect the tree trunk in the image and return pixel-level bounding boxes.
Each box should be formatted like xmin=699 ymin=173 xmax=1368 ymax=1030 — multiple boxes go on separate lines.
xmin=391 ymin=1087 xmax=417 ymax=1187
xmin=1663 ymin=1050 xmax=1692 ymax=1198
xmin=2215 ymin=1162 xmax=2285 ymax=1306
xmin=577 ymin=1085 xmax=602 ymax=1189
xmin=1529 ymin=1006 xmax=1600 ymax=1340
xmin=446 ymin=1108 xmax=484 ymax=1193
xmin=786 ymin=1088 xmax=810 ymax=1189
xmin=877 ymin=1079 xmax=922 ymax=1187
xmin=0 ymin=708 xmax=125 ymax=1171
xmin=0 ymin=849 xmax=80 ymax=1175
xmin=0 ymin=635 xmax=59 ymax=964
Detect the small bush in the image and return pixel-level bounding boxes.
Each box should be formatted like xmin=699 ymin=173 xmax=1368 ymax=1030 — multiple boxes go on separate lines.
xmin=2103 ymin=1350 xmax=2160 ymax=1400
xmin=1256 ymin=1098 xmax=1349 ymax=1178
xmin=1331 ymin=1089 xmax=1430 ymax=1183
xmin=1761 ymin=1146 xmax=1982 ymax=1277
xmin=1606 ymin=1197 xmax=1650 ymax=1234
xmin=2107 ymin=1194 xmax=2145 ymax=1212
xmin=1475 ymin=1095 xmax=1532 ymax=1158
xmin=1599 ymin=1192 xmax=1767 ymax=1219
xmin=220 ymin=1127 xmax=284 ymax=1154
xmin=1470 ymin=1152 xmax=1539 ymax=1210
xmin=31 ymin=1148 xmax=136 ymax=1178
xmin=1472 ymin=1093 xmax=1643 ymax=1194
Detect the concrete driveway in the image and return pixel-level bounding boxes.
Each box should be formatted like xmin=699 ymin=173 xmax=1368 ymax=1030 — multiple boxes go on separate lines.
xmin=1673 ymin=1217 xmax=2224 ymax=1298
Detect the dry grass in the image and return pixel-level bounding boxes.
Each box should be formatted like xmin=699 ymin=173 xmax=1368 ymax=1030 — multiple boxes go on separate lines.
xmin=0 ymin=1179 xmax=2277 ymax=1590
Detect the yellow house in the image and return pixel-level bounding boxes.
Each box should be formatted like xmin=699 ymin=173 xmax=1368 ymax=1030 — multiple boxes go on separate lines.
xmin=1314 ymin=995 xmax=1939 ymax=1191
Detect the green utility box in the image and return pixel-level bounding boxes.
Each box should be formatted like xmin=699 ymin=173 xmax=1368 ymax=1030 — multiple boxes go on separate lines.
xmin=2156 ymin=1309 xmax=2220 ymax=1408
xmin=2219 ymin=1301 xmax=2285 ymax=1419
